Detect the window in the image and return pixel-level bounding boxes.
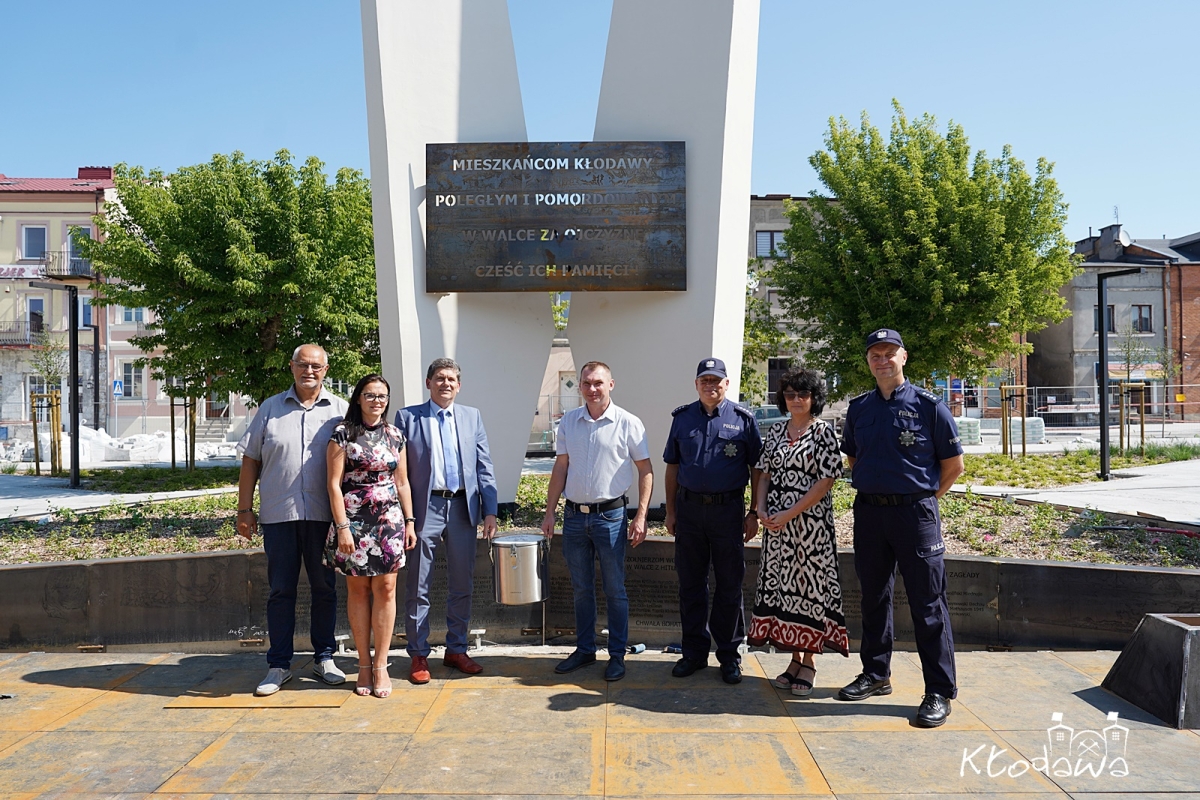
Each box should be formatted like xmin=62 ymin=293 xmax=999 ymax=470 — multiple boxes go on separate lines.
xmin=78 ymin=296 xmax=93 ymax=328
xmin=27 ymin=297 xmax=45 ymax=334
xmin=120 ymin=362 xmax=144 ymax=398
xmin=1133 ymin=304 xmax=1153 ymax=333
xmin=21 ymin=226 xmax=47 ymax=260
xmin=122 ymin=306 xmax=145 ymax=323
xmin=755 ymin=230 xmax=787 ymax=257
xmin=28 ymin=376 xmax=52 ymax=423
xmin=1093 ymin=304 xmax=1115 ymax=333
xmin=68 ymin=226 xmax=92 ymax=272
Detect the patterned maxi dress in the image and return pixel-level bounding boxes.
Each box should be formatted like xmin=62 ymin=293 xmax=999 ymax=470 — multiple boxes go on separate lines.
xmin=324 ymin=421 xmax=408 ymax=576
xmin=748 ymin=419 xmax=850 ymax=655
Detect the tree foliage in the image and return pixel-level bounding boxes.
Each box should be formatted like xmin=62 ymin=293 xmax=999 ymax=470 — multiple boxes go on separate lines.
xmin=29 ymin=330 xmax=68 ymax=388
xmin=81 ymin=150 xmax=379 ymax=405
xmin=741 ymin=259 xmax=790 ymax=404
xmin=774 ymin=102 xmax=1079 ymax=396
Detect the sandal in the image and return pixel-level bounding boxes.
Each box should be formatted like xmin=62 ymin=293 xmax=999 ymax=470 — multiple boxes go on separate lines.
xmin=354 ymin=663 xmax=372 ymax=697
xmin=791 ymin=663 xmax=816 ymax=697
xmin=773 ymin=655 xmax=807 ymax=690
xmin=372 ymin=665 xmax=392 ymax=699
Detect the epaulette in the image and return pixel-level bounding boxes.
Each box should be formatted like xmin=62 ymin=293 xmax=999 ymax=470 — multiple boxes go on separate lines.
xmin=671 ymin=403 xmax=691 ymax=416
xmin=732 ymin=404 xmax=755 ymax=421
xmin=914 ymin=387 xmax=944 ymax=404
xmin=847 ymin=391 xmax=871 ymax=404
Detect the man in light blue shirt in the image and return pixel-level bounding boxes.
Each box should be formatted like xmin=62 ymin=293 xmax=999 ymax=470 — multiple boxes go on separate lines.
xmin=237 ymin=344 xmax=349 ymax=696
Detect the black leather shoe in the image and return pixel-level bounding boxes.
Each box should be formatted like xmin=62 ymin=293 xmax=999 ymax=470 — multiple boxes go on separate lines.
xmin=554 ymin=650 xmax=597 ymax=674
xmin=720 ymin=662 xmax=742 ymax=684
xmin=914 ymin=693 xmax=951 ymax=727
xmin=604 ymin=655 xmax=626 ymax=682
xmin=671 ymin=657 xmax=708 ymax=678
xmin=837 ymin=673 xmax=893 ymax=701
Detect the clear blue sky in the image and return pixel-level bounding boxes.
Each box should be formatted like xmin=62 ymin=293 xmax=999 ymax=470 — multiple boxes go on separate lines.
xmin=3 ymin=0 xmax=1196 ymax=241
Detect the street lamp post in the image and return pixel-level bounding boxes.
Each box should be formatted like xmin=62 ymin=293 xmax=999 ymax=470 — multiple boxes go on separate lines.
xmin=1097 ymin=268 xmax=1143 ymax=480
xmin=30 ymin=280 xmax=81 ymax=488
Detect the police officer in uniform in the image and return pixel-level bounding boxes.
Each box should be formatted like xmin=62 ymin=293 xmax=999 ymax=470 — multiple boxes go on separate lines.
xmin=664 ymin=358 xmax=763 ymax=684
xmin=837 ymin=329 xmax=965 ymax=727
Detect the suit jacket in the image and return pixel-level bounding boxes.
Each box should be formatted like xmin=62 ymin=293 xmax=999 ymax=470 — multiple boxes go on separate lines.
xmin=395 ymin=400 xmax=499 ymax=532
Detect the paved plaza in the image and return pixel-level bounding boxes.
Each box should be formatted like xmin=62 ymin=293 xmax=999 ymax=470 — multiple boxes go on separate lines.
xmin=1 ymin=646 xmax=1197 ymax=798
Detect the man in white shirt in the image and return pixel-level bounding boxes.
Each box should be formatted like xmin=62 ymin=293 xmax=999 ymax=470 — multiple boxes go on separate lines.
xmin=540 ymin=361 xmax=653 ymax=681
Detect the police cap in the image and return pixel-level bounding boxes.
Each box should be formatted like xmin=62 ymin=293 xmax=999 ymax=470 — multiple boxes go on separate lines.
xmin=865 ymin=328 xmax=905 ymax=352
xmin=696 ymin=358 xmax=727 ymax=379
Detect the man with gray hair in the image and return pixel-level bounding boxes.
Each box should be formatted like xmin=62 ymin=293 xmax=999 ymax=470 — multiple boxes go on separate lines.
xmin=237 ymin=343 xmax=349 ymax=695
xmin=395 ymin=357 xmax=498 ymax=684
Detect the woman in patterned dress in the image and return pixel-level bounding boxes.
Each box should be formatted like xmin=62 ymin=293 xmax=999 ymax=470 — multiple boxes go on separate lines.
xmin=749 ymin=368 xmax=849 ymax=696
xmin=326 ymin=374 xmax=416 ymax=698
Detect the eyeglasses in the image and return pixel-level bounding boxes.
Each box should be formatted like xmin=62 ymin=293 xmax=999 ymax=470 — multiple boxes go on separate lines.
xmin=782 ymin=390 xmax=812 ymax=401
xmin=291 ymin=361 xmax=328 ymax=373
xmin=362 ymin=393 xmax=389 ymax=402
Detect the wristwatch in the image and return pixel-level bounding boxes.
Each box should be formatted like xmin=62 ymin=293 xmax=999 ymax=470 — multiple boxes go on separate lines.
xmin=745 ymin=510 xmax=758 ymax=519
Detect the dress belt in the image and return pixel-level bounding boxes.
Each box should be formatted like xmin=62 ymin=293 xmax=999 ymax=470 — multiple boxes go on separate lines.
xmin=430 ymin=489 xmax=466 ymax=498
xmin=564 ymin=496 xmax=626 ymax=514
xmin=678 ymin=487 xmax=743 ymax=505
xmin=857 ymin=490 xmax=935 ymax=506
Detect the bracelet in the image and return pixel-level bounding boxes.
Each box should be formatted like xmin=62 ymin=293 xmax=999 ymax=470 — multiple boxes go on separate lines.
xmin=335 ymin=522 xmax=350 ymax=530
xmin=237 ymin=509 xmax=253 ymax=515
xmin=405 ymin=517 xmax=416 ymax=523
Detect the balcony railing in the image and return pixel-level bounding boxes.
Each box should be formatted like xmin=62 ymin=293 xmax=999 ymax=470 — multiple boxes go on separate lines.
xmin=42 ymin=249 xmax=95 ymax=279
xmin=0 ymin=320 xmax=38 ymax=346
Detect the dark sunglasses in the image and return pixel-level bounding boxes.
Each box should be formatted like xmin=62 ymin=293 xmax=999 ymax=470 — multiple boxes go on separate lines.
xmin=781 ymin=390 xmax=812 ymax=401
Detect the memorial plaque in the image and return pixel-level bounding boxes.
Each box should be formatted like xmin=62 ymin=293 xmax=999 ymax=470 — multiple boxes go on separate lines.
xmin=426 ymin=141 xmax=686 ymax=292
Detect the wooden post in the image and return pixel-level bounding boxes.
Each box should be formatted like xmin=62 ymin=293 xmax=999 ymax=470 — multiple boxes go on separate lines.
xmin=170 ymin=395 xmax=176 ymax=470
xmin=30 ymin=390 xmax=41 ymax=477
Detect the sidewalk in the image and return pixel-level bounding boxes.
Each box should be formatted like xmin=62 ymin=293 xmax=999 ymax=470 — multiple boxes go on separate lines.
xmin=0 ymin=474 xmax=236 ymax=521
xmin=960 ymin=458 xmax=1200 ymax=528
xmin=0 ymin=647 xmax=1195 ymax=796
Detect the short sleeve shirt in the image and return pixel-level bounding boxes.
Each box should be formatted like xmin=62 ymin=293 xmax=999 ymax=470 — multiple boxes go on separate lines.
xmin=839 ymin=381 xmax=963 ymax=494
xmin=662 ymin=399 xmax=763 ymax=493
xmin=556 ymin=402 xmax=650 ymax=503
xmin=237 ymin=386 xmax=349 ymax=524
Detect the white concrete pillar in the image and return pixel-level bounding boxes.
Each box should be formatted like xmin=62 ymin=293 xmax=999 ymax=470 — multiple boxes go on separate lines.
xmin=362 ymin=0 xmax=555 ymax=503
xmin=567 ymin=0 xmax=760 ymax=506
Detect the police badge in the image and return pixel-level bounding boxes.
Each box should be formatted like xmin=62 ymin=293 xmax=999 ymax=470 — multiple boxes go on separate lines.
xmin=723 ymin=442 xmax=738 ymax=457
xmin=898 ymin=430 xmax=916 ymax=447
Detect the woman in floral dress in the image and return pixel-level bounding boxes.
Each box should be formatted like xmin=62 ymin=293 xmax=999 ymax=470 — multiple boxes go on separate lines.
xmin=326 ymin=374 xmax=415 ymax=698
xmin=749 ymin=368 xmax=849 ymax=696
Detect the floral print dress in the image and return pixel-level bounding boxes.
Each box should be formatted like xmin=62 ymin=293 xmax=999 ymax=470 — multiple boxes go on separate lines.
xmin=324 ymin=421 xmax=408 ymax=576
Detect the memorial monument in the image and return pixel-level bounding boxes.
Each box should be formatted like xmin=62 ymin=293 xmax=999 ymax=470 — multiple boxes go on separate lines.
xmin=362 ymin=0 xmax=759 ymax=506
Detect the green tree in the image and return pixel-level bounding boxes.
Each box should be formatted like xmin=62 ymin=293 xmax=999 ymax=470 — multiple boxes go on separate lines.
xmin=741 ymin=259 xmax=791 ymax=405
xmin=774 ymin=102 xmax=1078 ymax=396
xmin=28 ymin=330 xmax=68 ymax=388
xmin=80 ymin=150 xmax=379 ymax=405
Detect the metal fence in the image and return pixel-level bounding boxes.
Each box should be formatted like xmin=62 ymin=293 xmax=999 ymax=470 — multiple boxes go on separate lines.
xmin=926 ymin=383 xmax=1200 ymax=428
xmin=528 ymin=393 xmax=583 ymax=453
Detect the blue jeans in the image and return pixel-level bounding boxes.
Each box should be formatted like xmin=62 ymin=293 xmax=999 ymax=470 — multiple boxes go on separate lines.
xmin=263 ymin=520 xmax=337 ymax=669
xmin=561 ymin=504 xmax=629 ymax=656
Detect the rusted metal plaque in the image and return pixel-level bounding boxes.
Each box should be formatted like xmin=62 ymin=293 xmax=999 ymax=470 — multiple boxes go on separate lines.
xmin=425 ymin=141 xmax=685 ymax=292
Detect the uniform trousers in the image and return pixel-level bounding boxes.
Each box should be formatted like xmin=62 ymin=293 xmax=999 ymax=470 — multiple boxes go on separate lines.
xmin=406 ymin=495 xmax=477 ymax=656
xmin=674 ymin=492 xmax=746 ymax=665
xmin=852 ymin=495 xmax=957 ymax=698
xmin=262 ymin=520 xmax=338 ymax=669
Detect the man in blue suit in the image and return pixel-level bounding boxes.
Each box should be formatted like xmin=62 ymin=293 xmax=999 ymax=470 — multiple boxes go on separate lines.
xmin=395 ymin=357 xmax=499 ymax=684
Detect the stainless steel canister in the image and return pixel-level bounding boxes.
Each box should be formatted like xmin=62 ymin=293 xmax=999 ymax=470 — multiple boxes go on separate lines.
xmin=490 ymin=533 xmax=548 ymax=605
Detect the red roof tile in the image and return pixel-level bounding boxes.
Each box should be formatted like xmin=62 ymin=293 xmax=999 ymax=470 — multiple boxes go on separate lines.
xmin=0 ymin=167 xmax=114 ymax=193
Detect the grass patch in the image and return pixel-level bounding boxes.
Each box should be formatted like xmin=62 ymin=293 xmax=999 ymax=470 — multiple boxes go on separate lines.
xmin=80 ymin=465 xmax=241 ymax=493
xmin=960 ymin=443 xmax=1200 ymax=488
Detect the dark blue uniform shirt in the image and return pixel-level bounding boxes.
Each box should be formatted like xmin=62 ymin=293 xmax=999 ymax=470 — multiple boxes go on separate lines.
xmin=663 ymin=400 xmax=762 ymax=493
xmin=840 ymin=380 xmax=963 ymax=494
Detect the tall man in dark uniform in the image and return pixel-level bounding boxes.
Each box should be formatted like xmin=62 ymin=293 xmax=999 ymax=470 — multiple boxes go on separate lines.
xmin=838 ymin=329 xmax=965 ymax=728
xmin=664 ymin=358 xmax=762 ymax=684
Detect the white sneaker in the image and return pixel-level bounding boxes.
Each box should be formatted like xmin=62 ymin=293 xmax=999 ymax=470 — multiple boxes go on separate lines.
xmin=255 ymin=667 xmax=292 ymax=696
xmin=312 ymin=659 xmax=346 ymax=685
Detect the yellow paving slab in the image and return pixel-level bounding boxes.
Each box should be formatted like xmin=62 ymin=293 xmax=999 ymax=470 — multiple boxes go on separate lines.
xmin=802 ymin=730 xmax=1065 ymax=795
xmin=44 ymin=691 xmax=248 ymax=732
xmin=836 ymin=795 xmax=1067 ymax=799
xmin=231 ymin=689 xmax=440 ymax=734
xmin=0 ymin=652 xmax=164 ymax=689
xmin=0 ymin=730 xmax=220 ymax=794
xmin=605 ymin=731 xmax=830 ymax=796
xmin=0 ymin=730 xmax=32 ymax=752
xmin=435 ymin=653 xmax=609 ymax=690
xmin=378 ymin=731 xmax=602 ymax=795
xmin=117 ymin=652 xmax=277 ymax=691
xmin=606 ymin=682 xmax=795 ymax=733
xmin=164 ymin=665 xmax=350 ymax=708
xmin=999 ymin=727 xmax=1200 ymax=794
xmin=160 ymin=731 xmax=409 ymax=794
xmin=417 ymin=685 xmax=606 ymax=734
xmin=0 ymin=684 xmax=107 ymax=731
xmin=1051 ymin=650 xmax=1120 ymax=682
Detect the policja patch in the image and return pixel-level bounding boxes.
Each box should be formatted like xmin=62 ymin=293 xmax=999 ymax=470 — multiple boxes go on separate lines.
xmin=898 ymin=430 xmax=916 ymax=447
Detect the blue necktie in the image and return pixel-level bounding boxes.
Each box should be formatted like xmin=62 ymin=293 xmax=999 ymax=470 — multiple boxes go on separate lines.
xmin=438 ymin=409 xmax=460 ymax=492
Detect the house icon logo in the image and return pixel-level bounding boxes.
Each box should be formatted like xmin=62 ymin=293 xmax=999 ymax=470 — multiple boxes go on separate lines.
xmin=962 ymin=711 xmax=1130 ymax=779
